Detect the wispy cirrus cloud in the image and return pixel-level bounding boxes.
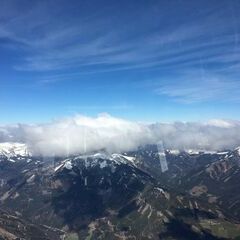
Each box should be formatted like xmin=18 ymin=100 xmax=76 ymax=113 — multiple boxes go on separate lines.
xmin=1 ymin=0 xmax=240 ymax=114
xmin=155 ymin=71 xmax=240 ymax=103
xmin=1 ymin=0 xmax=239 ymax=75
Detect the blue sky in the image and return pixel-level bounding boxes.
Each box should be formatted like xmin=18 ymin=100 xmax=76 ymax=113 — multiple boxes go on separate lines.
xmin=0 ymin=0 xmax=240 ymax=123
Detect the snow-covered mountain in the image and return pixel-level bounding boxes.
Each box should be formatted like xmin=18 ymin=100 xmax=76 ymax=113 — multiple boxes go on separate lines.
xmin=0 ymin=142 xmax=31 ymax=159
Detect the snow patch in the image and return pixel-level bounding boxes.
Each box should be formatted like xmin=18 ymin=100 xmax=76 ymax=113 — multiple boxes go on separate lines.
xmin=99 ymin=160 xmax=108 ymax=168
xmin=235 ymin=147 xmax=240 ymax=156
xmin=64 ymin=161 xmax=73 ymax=170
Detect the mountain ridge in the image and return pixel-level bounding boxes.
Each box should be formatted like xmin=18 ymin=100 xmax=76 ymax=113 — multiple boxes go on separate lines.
xmin=1 ymin=142 xmax=240 ymax=239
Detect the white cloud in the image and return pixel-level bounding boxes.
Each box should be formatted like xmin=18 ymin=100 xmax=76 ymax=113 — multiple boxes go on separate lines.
xmin=206 ymin=119 xmax=237 ymax=128
xmin=0 ymin=114 xmax=240 ymax=156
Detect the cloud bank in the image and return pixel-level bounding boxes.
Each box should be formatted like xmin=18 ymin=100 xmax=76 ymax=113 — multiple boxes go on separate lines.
xmin=0 ymin=114 xmax=240 ymax=156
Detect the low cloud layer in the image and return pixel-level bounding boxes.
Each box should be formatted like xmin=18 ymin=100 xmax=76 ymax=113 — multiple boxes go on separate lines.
xmin=0 ymin=114 xmax=240 ymax=156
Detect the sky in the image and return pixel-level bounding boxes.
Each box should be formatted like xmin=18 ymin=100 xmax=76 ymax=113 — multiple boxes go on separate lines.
xmin=0 ymin=0 xmax=240 ymax=123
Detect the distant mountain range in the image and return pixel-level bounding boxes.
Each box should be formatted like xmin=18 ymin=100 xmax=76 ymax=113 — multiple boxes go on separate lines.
xmin=0 ymin=142 xmax=240 ymax=239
